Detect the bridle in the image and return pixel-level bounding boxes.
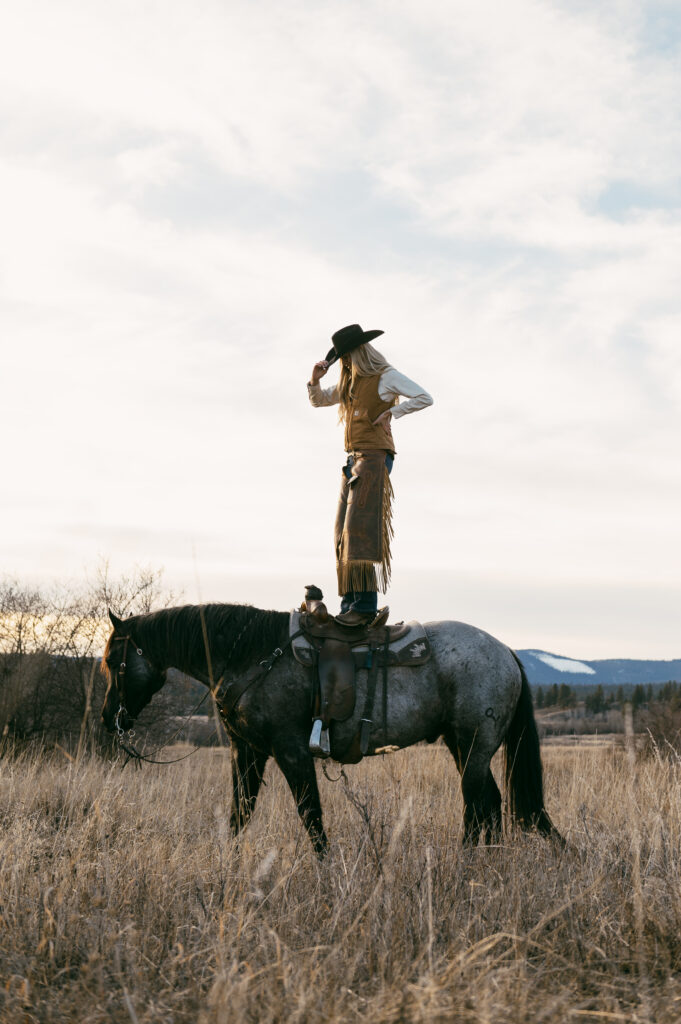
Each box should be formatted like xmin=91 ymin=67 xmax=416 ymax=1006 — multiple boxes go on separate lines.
xmin=107 ymin=632 xmax=214 ymax=766
xmin=109 ymin=633 xmax=145 ymax=739
xmin=106 ymin=624 xmax=304 ymax=767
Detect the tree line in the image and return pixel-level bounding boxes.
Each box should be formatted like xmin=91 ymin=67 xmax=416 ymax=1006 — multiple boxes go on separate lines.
xmin=534 ymin=681 xmax=680 ymax=714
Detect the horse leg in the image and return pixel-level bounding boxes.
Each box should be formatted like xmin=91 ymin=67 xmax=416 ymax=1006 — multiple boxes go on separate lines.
xmin=274 ymin=744 xmax=329 ymax=859
xmin=230 ymin=738 xmax=269 ymax=836
xmin=445 ymin=737 xmax=502 ymax=845
xmin=478 ymin=769 xmax=502 ymax=843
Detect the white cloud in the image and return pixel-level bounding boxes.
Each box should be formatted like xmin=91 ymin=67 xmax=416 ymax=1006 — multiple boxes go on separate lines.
xmin=0 ymin=0 xmax=679 ymax=656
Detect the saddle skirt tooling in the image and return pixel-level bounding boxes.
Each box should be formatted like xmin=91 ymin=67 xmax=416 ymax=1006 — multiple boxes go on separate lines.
xmin=290 ymin=610 xmax=431 ymax=669
xmin=290 ymin=607 xmax=431 ymax=763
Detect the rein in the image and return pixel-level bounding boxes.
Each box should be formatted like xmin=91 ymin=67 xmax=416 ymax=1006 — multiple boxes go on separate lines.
xmin=113 ymin=690 xmax=215 ymax=767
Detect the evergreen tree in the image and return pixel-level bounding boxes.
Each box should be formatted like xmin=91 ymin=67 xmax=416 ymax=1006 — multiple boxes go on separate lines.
xmin=585 ymin=685 xmax=605 ymax=715
xmin=558 ymin=683 xmax=575 ymax=708
xmin=632 ymin=684 xmax=646 ymax=711
xmin=535 ymin=686 xmax=545 ymax=709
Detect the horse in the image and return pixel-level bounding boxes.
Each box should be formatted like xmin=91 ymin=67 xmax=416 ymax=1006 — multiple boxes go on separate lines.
xmin=100 ymin=603 xmax=560 ymax=857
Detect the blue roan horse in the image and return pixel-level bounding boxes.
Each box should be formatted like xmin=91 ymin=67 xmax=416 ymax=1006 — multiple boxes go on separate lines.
xmin=101 ymin=603 xmax=560 ymax=856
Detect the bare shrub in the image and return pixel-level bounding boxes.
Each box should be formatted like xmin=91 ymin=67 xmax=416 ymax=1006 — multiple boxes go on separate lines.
xmin=0 ymin=563 xmax=196 ymax=753
xmin=537 ymin=706 xmax=623 ymax=738
xmin=638 ymin=702 xmax=681 ymax=761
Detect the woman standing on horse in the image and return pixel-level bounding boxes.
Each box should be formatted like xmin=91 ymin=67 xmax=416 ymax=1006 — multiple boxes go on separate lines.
xmin=308 ymin=324 xmax=433 ymax=626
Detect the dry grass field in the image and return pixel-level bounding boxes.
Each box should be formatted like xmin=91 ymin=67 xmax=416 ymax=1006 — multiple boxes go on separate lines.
xmin=1 ymin=740 xmax=681 ymax=1023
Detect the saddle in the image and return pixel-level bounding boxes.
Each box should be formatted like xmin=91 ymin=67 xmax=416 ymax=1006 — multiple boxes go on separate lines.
xmin=292 ymin=586 xmax=431 ymax=762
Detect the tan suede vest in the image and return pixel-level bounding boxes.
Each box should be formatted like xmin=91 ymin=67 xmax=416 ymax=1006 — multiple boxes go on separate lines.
xmin=343 ymin=373 xmax=396 ymax=454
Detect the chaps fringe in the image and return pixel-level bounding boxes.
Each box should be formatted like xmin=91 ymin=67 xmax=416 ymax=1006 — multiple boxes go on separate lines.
xmin=380 ymin=464 xmax=394 ymax=590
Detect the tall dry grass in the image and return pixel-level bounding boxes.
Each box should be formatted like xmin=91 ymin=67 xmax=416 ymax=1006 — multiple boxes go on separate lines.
xmin=1 ymin=741 xmax=680 ymax=1023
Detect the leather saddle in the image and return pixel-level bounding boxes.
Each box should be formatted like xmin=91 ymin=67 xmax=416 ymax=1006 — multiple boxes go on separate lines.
xmin=292 ymin=586 xmax=431 ymax=761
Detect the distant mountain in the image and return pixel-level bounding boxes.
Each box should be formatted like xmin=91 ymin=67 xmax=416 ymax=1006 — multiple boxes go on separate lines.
xmin=517 ymin=650 xmax=681 ymax=688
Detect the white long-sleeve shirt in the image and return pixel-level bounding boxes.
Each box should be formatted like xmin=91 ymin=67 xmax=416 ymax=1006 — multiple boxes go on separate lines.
xmin=307 ymin=367 xmax=433 ymax=420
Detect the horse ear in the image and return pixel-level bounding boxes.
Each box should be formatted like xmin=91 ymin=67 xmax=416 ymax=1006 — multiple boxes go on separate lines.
xmin=108 ymin=609 xmax=126 ymax=633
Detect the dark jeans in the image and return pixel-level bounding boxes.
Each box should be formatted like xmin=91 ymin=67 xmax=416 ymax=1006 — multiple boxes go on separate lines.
xmin=340 ymin=590 xmax=378 ymax=614
xmin=340 ymin=452 xmax=394 ymax=614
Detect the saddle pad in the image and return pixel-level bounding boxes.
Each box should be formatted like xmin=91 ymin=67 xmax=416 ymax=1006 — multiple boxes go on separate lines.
xmin=289 ymin=611 xmax=431 ymax=668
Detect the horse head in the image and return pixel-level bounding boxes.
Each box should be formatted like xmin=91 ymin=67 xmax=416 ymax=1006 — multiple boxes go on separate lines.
xmin=101 ymin=610 xmax=166 ymax=733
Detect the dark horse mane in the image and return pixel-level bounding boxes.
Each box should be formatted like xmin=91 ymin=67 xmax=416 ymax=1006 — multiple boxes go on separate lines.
xmin=103 ymin=603 xmax=290 ymax=677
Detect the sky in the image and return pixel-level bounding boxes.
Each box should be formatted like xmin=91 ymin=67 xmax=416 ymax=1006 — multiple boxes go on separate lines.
xmin=1 ymin=0 xmax=679 ymax=658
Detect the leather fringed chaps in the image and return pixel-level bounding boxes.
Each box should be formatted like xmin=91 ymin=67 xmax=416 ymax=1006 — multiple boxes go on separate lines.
xmin=334 ymin=451 xmax=394 ymax=596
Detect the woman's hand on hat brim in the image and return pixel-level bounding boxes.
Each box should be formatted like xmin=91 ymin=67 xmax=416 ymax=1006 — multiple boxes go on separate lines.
xmin=310 ymin=360 xmax=329 ymax=384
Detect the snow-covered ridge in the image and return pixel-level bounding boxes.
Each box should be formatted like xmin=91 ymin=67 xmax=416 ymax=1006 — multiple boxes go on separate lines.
xmin=518 ymin=651 xmax=681 ymax=687
xmin=527 ymin=652 xmax=596 ymax=675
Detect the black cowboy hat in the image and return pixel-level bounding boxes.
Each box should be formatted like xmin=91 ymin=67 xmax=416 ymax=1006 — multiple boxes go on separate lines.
xmin=324 ymin=324 xmax=384 ymax=365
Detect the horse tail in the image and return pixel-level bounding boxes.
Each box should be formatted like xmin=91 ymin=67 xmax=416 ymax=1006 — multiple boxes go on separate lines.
xmin=504 ymin=652 xmax=561 ymax=839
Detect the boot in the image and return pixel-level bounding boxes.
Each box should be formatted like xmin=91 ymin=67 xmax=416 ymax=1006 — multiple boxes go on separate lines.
xmin=335 ymin=609 xmax=375 ymax=627
xmin=335 ymin=607 xmax=390 ymax=628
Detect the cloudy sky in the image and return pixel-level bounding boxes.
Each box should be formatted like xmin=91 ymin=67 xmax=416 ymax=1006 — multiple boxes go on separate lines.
xmin=1 ymin=0 xmax=679 ymax=658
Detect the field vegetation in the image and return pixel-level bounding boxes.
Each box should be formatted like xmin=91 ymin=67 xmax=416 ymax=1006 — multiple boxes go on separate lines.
xmin=1 ymin=738 xmax=681 ymax=1022
xmin=2 ymin=570 xmax=680 ymax=1020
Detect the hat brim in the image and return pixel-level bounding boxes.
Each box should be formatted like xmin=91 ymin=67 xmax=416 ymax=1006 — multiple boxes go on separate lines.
xmin=325 ymin=329 xmax=384 ymax=364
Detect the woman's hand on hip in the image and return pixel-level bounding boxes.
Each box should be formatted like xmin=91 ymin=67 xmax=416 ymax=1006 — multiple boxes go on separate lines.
xmin=309 ymin=360 xmax=329 ymax=385
xmin=373 ymin=409 xmax=393 ymax=429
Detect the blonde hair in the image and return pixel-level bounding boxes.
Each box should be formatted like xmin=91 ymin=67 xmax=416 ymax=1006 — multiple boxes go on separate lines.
xmin=337 ymin=343 xmax=393 ymax=424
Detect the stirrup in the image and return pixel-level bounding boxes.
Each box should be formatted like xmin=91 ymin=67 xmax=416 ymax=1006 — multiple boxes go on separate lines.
xmin=309 ymin=719 xmax=331 ymax=758
xmin=369 ymin=606 xmax=389 ymax=629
